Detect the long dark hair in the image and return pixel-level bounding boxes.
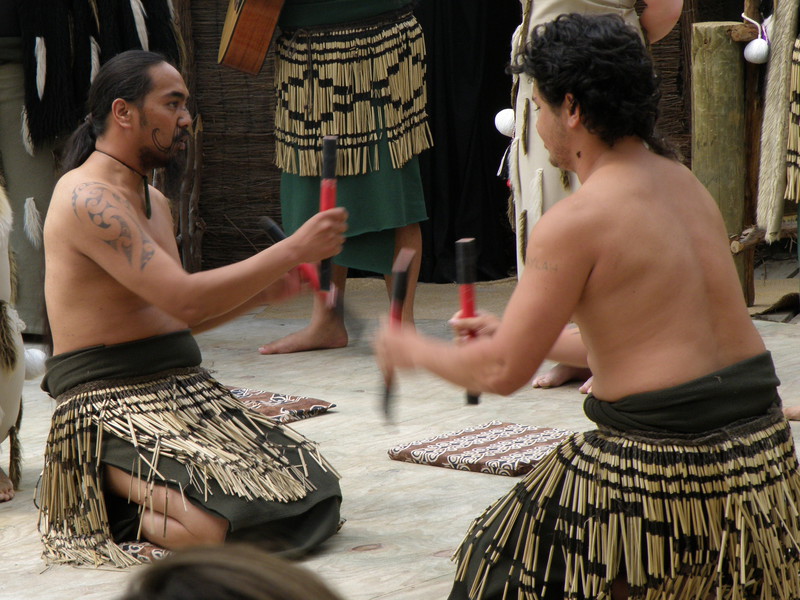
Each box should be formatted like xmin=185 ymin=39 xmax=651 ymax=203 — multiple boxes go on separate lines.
xmin=60 ymin=50 xmax=169 ymax=173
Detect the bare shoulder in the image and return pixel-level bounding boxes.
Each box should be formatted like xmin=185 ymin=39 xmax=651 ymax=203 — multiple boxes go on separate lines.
xmin=47 ymin=170 xmax=158 ymax=268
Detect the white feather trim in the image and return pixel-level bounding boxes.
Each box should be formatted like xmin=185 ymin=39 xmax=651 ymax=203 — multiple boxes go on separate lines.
xmin=0 ymin=183 xmax=13 ymax=245
xmin=24 ymin=198 xmax=43 ymax=249
xmin=34 ymin=37 xmax=46 ymax=100
xmin=90 ymin=37 xmax=100 ymax=83
xmin=530 ymin=168 xmax=543 ymax=223
xmin=19 ymin=107 xmax=34 ymax=157
xmin=130 ymin=0 xmax=149 ymax=51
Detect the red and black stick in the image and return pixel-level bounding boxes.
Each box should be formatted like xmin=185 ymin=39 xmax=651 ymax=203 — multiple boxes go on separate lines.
xmin=258 ymin=216 xmax=322 ymax=293
xmin=319 ymin=136 xmax=338 ymax=300
xmin=456 ymin=238 xmax=480 ymax=405
xmin=383 ymin=248 xmax=416 ymax=422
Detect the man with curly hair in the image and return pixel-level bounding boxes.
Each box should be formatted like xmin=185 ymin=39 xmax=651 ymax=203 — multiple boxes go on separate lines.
xmin=375 ymin=14 xmax=800 ymax=599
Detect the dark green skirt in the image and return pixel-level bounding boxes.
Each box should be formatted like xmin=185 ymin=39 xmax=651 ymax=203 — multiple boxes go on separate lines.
xmin=39 ymin=331 xmax=342 ymax=566
xmin=281 ymin=148 xmax=427 ymax=274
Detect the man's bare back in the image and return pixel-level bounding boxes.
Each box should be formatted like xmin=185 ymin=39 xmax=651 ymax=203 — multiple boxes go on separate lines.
xmin=545 ymin=139 xmax=766 ymax=400
xmin=374 ymin=139 xmax=765 ymax=402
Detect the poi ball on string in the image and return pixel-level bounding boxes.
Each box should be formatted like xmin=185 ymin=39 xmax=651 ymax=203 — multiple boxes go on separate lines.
xmin=24 ymin=348 xmax=47 ymax=380
xmin=741 ymin=13 xmax=769 ymax=65
xmin=744 ymin=37 xmax=769 ymax=64
xmin=494 ymin=108 xmax=515 ymax=138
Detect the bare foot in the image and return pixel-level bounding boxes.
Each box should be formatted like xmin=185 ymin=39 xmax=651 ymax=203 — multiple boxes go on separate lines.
xmin=259 ymin=320 xmax=348 ymax=355
xmin=784 ymin=406 xmax=800 ymax=421
xmin=0 ymin=467 xmax=15 ymax=502
xmin=578 ymin=376 xmax=593 ymax=395
xmin=531 ymin=364 xmax=592 ymax=389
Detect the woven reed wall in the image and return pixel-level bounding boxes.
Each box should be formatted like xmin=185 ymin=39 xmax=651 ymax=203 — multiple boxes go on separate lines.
xmin=190 ymin=1 xmax=282 ymax=270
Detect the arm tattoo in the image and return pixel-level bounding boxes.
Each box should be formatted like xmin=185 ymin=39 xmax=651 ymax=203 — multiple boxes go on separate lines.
xmin=528 ymin=257 xmax=559 ymax=272
xmin=71 ymin=182 xmax=156 ymax=269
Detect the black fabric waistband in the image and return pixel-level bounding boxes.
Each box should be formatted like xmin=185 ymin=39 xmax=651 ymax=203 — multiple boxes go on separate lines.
xmin=42 ymin=330 xmax=202 ymax=398
xmin=280 ymin=8 xmax=413 ymax=37
xmin=584 ymin=351 xmax=781 ymax=434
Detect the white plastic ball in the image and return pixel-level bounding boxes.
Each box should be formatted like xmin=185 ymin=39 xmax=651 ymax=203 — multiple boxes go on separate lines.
xmin=744 ymin=38 xmax=769 ymax=64
xmin=24 ymin=348 xmax=47 ymax=380
xmin=494 ymin=108 xmax=515 ymax=138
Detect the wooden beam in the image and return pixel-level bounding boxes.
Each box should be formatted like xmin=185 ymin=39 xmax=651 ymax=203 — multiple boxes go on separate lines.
xmin=729 ymin=23 xmax=758 ymax=43
xmin=730 ymin=221 xmax=799 ymax=254
xmin=692 ymin=22 xmax=749 ymax=299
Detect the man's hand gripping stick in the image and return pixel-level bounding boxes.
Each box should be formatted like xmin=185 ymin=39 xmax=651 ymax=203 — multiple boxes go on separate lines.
xmin=456 ymin=238 xmax=480 ymax=405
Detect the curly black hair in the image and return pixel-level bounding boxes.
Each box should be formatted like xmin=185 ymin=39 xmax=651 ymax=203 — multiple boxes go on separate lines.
xmin=510 ymin=13 xmax=677 ymax=159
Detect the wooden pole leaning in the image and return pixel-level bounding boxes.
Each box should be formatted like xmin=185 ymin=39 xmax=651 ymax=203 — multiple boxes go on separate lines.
xmin=691 ymin=22 xmax=748 ymax=301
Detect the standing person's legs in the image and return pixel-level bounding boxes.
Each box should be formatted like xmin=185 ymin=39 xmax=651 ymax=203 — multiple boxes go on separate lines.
xmin=258 ymin=265 xmax=349 ymax=355
xmin=383 ymin=222 xmax=422 ymax=325
xmin=531 ymin=324 xmax=592 ymax=390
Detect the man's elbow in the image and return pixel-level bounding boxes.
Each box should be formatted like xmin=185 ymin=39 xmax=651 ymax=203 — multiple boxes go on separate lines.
xmin=171 ymin=301 xmax=210 ymax=328
xmin=482 ymin=364 xmax=529 ymax=396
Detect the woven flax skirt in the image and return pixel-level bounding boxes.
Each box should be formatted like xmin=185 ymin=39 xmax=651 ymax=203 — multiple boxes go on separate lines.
xmin=450 ymin=409 xmax=800 ymax=600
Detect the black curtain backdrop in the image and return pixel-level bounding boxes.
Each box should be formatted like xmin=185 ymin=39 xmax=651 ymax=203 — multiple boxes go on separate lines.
xmin=414 ymin=1 xmax=521 ymax=283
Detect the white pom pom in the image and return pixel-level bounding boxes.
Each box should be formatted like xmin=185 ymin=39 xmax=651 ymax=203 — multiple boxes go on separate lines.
xmin=744 ymin=38 xmax=769 ymax=64
xmin=24 ymin=348 xmax=47 ymax=380
xmin=494 ymin=108 xmax=515 ymax=138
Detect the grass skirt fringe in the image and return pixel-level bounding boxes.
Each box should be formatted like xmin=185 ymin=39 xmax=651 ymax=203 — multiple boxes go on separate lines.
xmin=274 ymin=12 xmax=432 ymax=177
xmin=37 ymin=367 xmax=337 ymax=567
xmin=453 ymin=410 xmax=800 ymax=599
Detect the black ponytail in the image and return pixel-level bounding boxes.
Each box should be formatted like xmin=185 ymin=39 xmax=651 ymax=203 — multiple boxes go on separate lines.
xmin=60 ymin=118 xmax=98 ymax=174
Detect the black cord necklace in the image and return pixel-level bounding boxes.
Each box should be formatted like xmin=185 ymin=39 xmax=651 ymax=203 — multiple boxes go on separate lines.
xmin=95 ymin=149 xmax=151 ymax=219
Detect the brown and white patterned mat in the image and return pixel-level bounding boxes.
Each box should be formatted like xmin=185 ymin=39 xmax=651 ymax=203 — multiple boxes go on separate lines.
xmin=227 ymin=387 xmax=336 ymax=423
xmin=119 ymin=541 xmax=172 ymax=563
xmin=388 ymin=421 xmax=574 ymax=476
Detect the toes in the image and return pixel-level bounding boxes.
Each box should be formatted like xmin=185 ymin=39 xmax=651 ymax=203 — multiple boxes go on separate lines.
xmin=531 ymin=376 xmax=552 ymax=389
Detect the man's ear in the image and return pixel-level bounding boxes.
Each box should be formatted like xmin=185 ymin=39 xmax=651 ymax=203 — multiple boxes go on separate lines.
xmin=563 ymin=93 xmax=581 ymax=128
xmin=110 ymin=98 xmax=134 ymax=128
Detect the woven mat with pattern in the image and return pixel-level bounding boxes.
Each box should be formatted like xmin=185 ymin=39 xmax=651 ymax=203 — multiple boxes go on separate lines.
xmin=388 ymin=421 xmax=574 ymax=476
xmin=227 ymin=387 xmax=336 ymax=423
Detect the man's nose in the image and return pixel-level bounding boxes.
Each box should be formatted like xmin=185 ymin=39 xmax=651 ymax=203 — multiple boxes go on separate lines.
xmin=179 ymin=109 xmax=193 ymax=128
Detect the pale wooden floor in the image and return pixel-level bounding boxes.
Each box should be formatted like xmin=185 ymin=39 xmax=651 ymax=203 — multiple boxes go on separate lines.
xmin=1 ymin=271 xmax=798 ymax=600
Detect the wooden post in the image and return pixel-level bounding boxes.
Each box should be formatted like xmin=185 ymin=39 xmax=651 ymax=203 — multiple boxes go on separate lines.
xmin=691 ymin=22 xmax=748 ymax=299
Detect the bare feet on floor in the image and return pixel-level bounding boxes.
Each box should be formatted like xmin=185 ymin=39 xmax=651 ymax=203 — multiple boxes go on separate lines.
xmin=531 ymin=364 xmax=593 ymax=391
xmin=784 ymin=406 xmax=800 ymax=421
xmin=258 ymin=321 xmax=348 ymax=355
xmin=0 ymin=467 xmax=15 ymax=502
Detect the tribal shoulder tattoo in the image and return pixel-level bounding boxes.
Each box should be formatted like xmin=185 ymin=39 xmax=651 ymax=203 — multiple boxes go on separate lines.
xmin=72 ymin=182 xmax=155 ymax=270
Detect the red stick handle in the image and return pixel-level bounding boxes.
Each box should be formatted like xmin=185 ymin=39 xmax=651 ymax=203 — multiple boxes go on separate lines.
xmin=298 ymin=263 xmax=321 ymax=292
xmin=320 ymin=179 xmax=337 ymax=211
xmin=455 ymin=238 xmax=480 ymax=405
xmin=258 ymin=216 xmax=322 ymax=294
xmin=319 ymin=136 xmax=338 ymax=292
xmin=459 ymin=284 xmax=476 ymax=332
